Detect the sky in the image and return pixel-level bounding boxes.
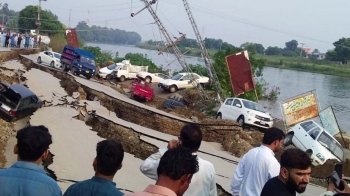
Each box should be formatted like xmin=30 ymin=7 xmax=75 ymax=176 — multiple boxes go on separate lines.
xmin=8 ymin=0 xmax=350 ymax=53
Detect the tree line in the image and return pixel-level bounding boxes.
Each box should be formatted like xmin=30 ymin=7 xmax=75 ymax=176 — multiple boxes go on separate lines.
xmin=75 ymin=21 xmax=142 ymax=45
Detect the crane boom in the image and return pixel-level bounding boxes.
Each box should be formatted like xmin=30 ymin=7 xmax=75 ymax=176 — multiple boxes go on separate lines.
xmin=181 ymin=0 xmax=224 ymax=102
xmin=132 ymin=0 xmax=209 ymax=100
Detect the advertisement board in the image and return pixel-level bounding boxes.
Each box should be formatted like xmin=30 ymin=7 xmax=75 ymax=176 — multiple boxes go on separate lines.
xmin=281 ymin=92 xmax=319 ymax=127
xmin=319 ymin=106 xmax=340 ymax=136
xmin=225 ymin=50 xmax=255 ymax=96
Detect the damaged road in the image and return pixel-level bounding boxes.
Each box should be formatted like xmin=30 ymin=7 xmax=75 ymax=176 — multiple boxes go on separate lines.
xmin=0 ymin=52 xmax=333 ymax=195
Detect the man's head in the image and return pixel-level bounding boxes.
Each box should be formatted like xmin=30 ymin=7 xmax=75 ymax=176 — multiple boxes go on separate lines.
xmin=14 ymin=125 xmax=52 ymax=163
xmin=157 ymin=147 xmax=199 ymax=196
xmin=179 ymin=124 xmax=202 ymax=152
xmin=262 ymin=127 xmax=285 ymax=152
xmin=93 ymin=139 xmax=124 ymax=177
xmin=280 ymin=148 xmax=312 ymax=193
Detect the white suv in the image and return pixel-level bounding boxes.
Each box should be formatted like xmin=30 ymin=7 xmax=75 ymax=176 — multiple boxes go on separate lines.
xmin=216 ymin=98 xmax=274 ymax=129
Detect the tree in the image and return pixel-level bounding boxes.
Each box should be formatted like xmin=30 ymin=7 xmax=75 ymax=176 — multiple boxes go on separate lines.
xmin=265 ymin=46 xmax=282 ymax=55
xmin=325 ymin=50 xmax=339 ymax=61
xmin=76 ymin=21 xmax=142 ymax=45
xmin=18 ymin=5 xmax=63 ymax=35
xmin=333 ymin=38 xmax=350 ymax=63
xmin=212 ymin=47 xmax=265 ymax=100
xmin=285 ymin=40 xmax=298 ymax=51
xmin=5 ymin=17 xmax=18 ymax=31
xmin=255 ymin=44 xmax=265 ymax=54
xmin=313 ymin=49 xmax=320 ymax=53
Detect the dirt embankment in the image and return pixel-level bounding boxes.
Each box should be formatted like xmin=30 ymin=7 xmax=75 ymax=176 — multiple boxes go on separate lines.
xmin=0 ymin=49 xmax=39 ymax=167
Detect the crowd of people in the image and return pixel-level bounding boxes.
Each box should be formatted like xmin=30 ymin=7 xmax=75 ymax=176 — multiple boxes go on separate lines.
xmin=0 ymin=124 xmax=349 ymax=196
xmin=1 ymin=32 xmax=42 ymax=48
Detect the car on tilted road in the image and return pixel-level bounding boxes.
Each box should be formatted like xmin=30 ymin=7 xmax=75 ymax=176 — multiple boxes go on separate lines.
xmin=216 ymin=98 xmax=274 ymax=129
xmin=0 ymin=82 xmax=42 ymax=122
xmin=283 ymin=120 xmax=343 ymax=166
xmin=98 ymin=63 xmax=121 ymax=79
xmin=158 ymin=72 xmax=209 ymax=93
xmin=136 ymin=71 xmax=170 ymax=83
xmin=37 ymin=51 xmax=62 ymax=69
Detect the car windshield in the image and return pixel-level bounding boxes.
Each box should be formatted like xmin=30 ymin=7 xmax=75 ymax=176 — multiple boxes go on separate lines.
xmin=0 ymin=88 xmax=20 ymax=109
xmin=54 ymin=53 xmax=61 ymax=59
xmin=171 ymin=74 xmax=183 ymax=80
xmin=242 ymin=100 xmax=265 ymax=113
xmin=80 ymin=56 xmax=96 ymax=66
xmin=317 ymin=131 xmax=344 ymax=160
xmin=107 ymin=64 xmax=117 ymax=70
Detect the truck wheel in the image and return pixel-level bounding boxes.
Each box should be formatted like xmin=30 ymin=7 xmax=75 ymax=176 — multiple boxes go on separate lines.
xmin=86 ymin=76 xmax=91 ymax=80
xmin=145 ymin=76 xmax=152 ymax=83
xmin=61 ymin=64 xmax=67 ymax=72
xmin=106 ymin=74 xmax=113 ymax=80
xmin=169 ymin=85 xmax=177 ymax=93
xmin=238 ymin=116 xmax=245 ymax=127
xmin=119 ymin=75 xmax=126 ymax=82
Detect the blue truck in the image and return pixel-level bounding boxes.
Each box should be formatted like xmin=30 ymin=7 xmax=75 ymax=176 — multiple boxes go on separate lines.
xmin=60 ymin=45 xmax=96 ymax=80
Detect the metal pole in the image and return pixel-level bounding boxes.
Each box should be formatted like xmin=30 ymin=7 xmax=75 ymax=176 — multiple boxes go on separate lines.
xmin=300 ymin=43 xmax=305 ymax=58
xmin=37 ymin=0 xmax=41 ymax=36
xmin=68 ymin=9 xmax=71 ymax=28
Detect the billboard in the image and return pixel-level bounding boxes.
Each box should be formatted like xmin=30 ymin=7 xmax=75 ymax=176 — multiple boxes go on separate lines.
xmin=66 ymin=29 xmax=79 ymax=48
xmin=225 ymin=50 xmax=255 ymax=97
xmin=281 ymin=91 xmax=319 ymax=127
xmin=319 ymin=106 xmax=340 ymax=136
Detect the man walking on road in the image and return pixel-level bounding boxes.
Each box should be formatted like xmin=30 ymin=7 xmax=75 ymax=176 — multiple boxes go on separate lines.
xmin=140 ymin=124 xmax=217 ymax=196
xmin=230 ymin=127 xmax=285 ymax=196
xmin=260 ymin=148 xmax=312 ymax=196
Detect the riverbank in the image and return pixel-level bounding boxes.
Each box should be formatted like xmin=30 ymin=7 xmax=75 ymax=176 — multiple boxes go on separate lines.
xmin=136 ymin=43 xmax=350 ymax=78
xmin=136 ymin=42 xmax=217 ymax=58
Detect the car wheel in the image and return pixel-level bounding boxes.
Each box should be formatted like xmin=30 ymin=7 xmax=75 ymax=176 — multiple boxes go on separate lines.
xmin=145 ymin=76 xmax=152 ymax=83
xmin=216 ymin=113 xmax=222 ymax=120
xmin=50 ymin=61 xmax=54 ymax=68
xmin=283 ymin=133 xmax=294 ymax=147
xmin=238 ymin=116 xmax=245 ymax=127
xmin=169 ymin=85 xmax=177 ymax=93
xmin=197 ymin=83 xmax=204 ymax=88
xmin=37 ymin=57 xmax=42 ymax=64
xmin=119 ymin=75 xmax=126 ymax=82
xmin=306 ymin=149 xmax=313 ymax=158
xmin=106 ymin=74 xmax=113 ymax=80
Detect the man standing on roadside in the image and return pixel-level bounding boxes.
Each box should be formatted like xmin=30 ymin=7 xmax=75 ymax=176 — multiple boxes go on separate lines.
xmin=127 ymin=147 xmax=199 ymax=196
xmin=230 ymin=127 xmax=285 ymax=196
xmin=260 ymin=148 xmax=312 ymax=196
xmin=0 ymin=125 xmax=62 ymax=196
xmin=140 ymin=124 xmax=217 ymax=196
xmin=63 ymin=139 xmax=125 ymax=196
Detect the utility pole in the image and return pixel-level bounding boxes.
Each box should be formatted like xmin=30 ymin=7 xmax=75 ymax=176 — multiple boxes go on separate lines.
xmin=68 ymin=9 xmax=71 ymax=28
xmin=131 ymin=0 xmax=209 ymax=100
xmin=300 ymin=43 xmax=305 ymax=58
xmin=36 ymin=0 xmax=47 ymax=36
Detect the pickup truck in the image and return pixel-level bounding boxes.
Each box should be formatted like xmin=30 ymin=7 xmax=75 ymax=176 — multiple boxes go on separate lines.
xmin=112 ymin=60 xmax=148 ymax=82
xmin=60 ymin=45 xmax=96 ymax=80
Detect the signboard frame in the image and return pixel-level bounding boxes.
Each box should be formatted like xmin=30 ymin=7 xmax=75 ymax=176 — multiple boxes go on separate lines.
xmin=280 ymin=89 xmax=321 ymax=132
xmin=319 ymin=106 xmax=341 ymax=136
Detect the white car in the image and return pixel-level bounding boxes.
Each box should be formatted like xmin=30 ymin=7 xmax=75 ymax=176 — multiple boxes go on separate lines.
xmin=158 ymin=72 xmax=209 ymax=93
xmin=98 ymin=63 xmax=123 ymax=80
xmin=284 ymin=120 xmax=343 ymax=166
xmin=37 ymin=51 xmax=62 ymax=69
xmin=136 ymin=71 xmax=170 ymax=83
xmin=216 ymin=98 xmax=274 ymax=129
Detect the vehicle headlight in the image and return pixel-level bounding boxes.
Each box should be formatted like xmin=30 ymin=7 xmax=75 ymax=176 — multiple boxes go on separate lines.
xmin=316 ymin=153 xmax=325 ymax=162
xmin=78 ymin=64 xmax=82 ymax=68
xmin=93 ymin=70 xmax=95 ymax=72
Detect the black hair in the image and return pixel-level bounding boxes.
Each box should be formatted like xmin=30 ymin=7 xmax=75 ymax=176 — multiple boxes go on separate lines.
xmin=280 ymin=148 xmax=312 ymax=170
xmin=16 ymin=125 xmax=52 ymax=161
xmin=262 ymin=127 xmax=285 ymax=145
xmin=157 ymin=147 xmax=199 ymax=180
xmin=179 ymin=124 xmax=202 ymax=152
xmin=96 ymin=139 xmax=124 ymax=176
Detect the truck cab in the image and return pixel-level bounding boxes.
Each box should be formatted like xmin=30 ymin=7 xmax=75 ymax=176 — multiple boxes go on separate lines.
xmin=60 ymin=45 xmax=96 ymax=80
xmin=113 ymin=60 xmax=148 ymax=82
